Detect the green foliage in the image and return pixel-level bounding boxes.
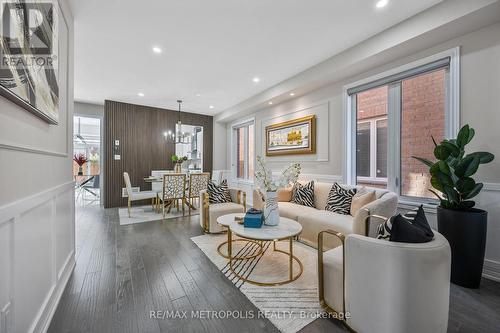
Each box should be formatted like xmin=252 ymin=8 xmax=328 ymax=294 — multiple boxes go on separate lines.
xmin=412 ymin=124 xmax=494 ymax=211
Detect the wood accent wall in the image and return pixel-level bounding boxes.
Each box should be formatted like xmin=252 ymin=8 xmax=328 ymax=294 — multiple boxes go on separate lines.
xmin=103 ymin=100 xmax=213 ymax=208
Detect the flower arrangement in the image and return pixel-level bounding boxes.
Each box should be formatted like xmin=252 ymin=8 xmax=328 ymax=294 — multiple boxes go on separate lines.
xmin=73 ymin=153 xmax=87 ymax=166
xmin=171 ymin=154 xmax=188 ymax=163
xmin=254 ymin=155 xmax=301 ymax=192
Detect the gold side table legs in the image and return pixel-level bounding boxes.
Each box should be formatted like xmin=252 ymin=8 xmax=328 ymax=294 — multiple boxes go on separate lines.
xmin=227 ymin=236 xmax=303 ymax=286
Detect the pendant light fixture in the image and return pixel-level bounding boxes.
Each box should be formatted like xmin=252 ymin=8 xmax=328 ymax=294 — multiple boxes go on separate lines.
xmin=175 ymin=99 xmax=183 ymax=144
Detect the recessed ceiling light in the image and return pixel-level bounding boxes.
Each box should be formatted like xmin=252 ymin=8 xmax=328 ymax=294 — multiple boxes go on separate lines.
xmin=289 ymin=92 xmax=295 ymax=96
xmin=138 ymin=92 xmax=145 ymax=97
xmin=195 ymin=93 xmax=201 ymax=97
xmin=253 ymin=77 xmax=260 ymax=83
xmin=376 ymin=0 xmax=388 ymax=8
xmin=209 ymin=105 xmax=214 ymax=109
xmin=268 ymin=101 xmax=273 ymax=105
xmin=152 ymin=46 xmax=162 ymax=54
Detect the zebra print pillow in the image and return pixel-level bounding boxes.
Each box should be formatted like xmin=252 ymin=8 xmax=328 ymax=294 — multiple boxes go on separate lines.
xmin=377 ymin=205 xmax=434 ymax=242
xmin=291 ymin=181 xmax=315 ymax=207
xmin=325 ymin=183 xmax=357 ymax=214
xmin=207 ymin=179 xmax=232 ymax=204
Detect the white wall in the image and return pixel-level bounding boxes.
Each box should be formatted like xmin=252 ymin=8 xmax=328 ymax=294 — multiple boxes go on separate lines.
xmin=0 ymin=1 xmax=75 ymax=332
xmin=215 ymin=21 xmax=500 ymax=281
xmin=74 ymin=101 xmax=104 ymax=118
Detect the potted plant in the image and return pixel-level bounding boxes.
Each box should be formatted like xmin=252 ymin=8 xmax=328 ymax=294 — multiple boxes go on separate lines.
xmin=171 ymin=155 xmax=188 ymax=173
xmin=254 ymin=156 xmax=301 ymax=226
xmin=73 ymin=153 xmax=88 ymax=176
xmin=413 ymin=124 xmax=494 ymax=288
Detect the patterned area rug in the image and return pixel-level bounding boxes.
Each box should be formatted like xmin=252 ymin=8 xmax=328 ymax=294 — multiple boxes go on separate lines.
xmin=191 ymin=233 xmax=324 ymax=333
xmin=118 ymin=205 xmax=198 ymax=225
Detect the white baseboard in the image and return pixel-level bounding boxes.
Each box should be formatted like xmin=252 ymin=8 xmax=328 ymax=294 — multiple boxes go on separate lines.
xmin=483 ymin=259 xmax=500 ymax=282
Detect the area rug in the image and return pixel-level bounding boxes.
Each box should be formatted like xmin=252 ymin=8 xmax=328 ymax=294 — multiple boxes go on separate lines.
xmin=191 ymin=234 xmax=324 ymax=333
xmin=118 ymin=205 xmax=198 ymax=225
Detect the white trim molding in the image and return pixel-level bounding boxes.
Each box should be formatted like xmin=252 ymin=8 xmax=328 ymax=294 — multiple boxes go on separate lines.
xmin=0 ymin=181 xmax=75 ymax=333
xmin=0 ymin=141 xmax=68 ymax=158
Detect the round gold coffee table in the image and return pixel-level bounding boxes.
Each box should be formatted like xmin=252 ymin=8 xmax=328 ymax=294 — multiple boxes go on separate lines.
xmin=228 ymin=217 xmax=303 ymax=286
xmin=216 ymin=213 xmax=264 ymax=260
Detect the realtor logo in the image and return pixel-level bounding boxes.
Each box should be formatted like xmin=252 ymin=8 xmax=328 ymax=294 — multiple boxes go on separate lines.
xmin=1 ymin=0 xmax=54 ymax=55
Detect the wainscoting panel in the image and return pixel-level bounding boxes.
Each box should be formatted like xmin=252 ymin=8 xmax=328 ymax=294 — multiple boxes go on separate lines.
xmin=104 ymin=100 xmax=213 ymax=208
xmin=0 ymin=182 xmax=75 ymax=333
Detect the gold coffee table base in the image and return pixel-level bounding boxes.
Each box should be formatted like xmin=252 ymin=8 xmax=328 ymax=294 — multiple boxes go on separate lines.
xmin=228 ymin=238 xmax=303 ymax=286
xmin=217 ymin=239 xmax=264 ymax=259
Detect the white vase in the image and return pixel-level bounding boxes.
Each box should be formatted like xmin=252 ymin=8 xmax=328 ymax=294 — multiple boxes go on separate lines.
xmin=264 ymin=191 xmax=280 ymax=226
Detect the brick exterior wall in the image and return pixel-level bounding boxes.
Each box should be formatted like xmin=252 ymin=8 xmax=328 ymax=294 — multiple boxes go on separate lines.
xmin=401 ymin=69 xmax=445 ymax=198
xmin=355 ymin=69 xmax=445 ymax=196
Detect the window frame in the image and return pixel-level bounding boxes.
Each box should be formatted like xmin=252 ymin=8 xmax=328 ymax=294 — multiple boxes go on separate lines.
xmin=356 ymin=115 xmax=388 ymax=183
xmin=231 ymin=118 xmax=255 ymax=183
xmin=344 ymin=47 xmax=460 ymax=203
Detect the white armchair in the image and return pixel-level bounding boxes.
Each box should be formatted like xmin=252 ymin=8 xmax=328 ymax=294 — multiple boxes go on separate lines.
xmin=200 ymin=188 xmax=246 ymax=233
xmin=318 ymin=223 xmax=451 ymax=333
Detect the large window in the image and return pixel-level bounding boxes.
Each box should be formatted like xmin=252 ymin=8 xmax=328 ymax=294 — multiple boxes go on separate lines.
xmin=346 ymin=49 xmax=459 ymax=201
xmin=233 ymin=121 xmax=255 ymax=181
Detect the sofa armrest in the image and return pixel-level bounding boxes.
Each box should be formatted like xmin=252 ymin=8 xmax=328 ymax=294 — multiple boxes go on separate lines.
xmin=252 ymin=189 xmax=265 ymax=210
xmin=352 ymin=192 xmax=398 ymax=236
xmin=344 ymin=233 xmax=450 ymax=332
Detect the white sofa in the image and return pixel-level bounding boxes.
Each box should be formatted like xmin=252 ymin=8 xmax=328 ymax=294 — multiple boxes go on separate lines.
xmin=319 ymin=230 xmax=451 ymax=333
xmin=253 ymin=182 xmax=398 ymax=248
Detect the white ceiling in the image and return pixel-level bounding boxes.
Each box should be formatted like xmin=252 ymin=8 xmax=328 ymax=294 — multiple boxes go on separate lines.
xmin=70 ymin=0 xmax=442 ymax=115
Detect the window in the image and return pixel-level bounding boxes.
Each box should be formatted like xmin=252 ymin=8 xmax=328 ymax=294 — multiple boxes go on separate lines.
xmin=346 ymin=49 xmax=459 ymax=201
xmin=233 ymin=121 xmax=255 ymax=181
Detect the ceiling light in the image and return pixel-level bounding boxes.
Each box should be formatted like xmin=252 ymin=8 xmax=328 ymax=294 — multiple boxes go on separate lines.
xmin=268 ymin=101 xmax=273 ymax=105
xmin=376 ymin=0 xmax=388 ymax=8
xmin=195 ymin=93 xmax=201 ymax=97
xmin=253 ymin=77 xmax=260 ymax=83
xmin=289 ymin=92 xmax=295 ymax=96
xmin=209 ymin=105 xmax=214 ymax=109
xmin=138 ymin=92 xmax=144 ymax=97
xmin=152 ymin=46 xmax=162 ymax=54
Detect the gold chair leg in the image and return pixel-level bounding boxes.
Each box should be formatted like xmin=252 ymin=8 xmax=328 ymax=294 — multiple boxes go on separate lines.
xmin=128 ymin=199 xmax=131 ymax=217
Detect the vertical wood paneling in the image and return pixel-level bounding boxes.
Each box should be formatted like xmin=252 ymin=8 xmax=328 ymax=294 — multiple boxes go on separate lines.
xmin=104 ymin=100 xmax=213 ymax=208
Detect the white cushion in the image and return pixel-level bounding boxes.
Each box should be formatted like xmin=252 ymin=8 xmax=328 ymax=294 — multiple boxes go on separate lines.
xmin=297 ymin=210 xmax=353 ymax=248
xmin=278 ymin=202 xmax=318 ymax=220
xmin=130 ymin=190 xmax=157 ymax=201
xmin=207 ymin=202 xmax=245 ymax=233
xmin=323 ymin=246 xmax=344 ymax=314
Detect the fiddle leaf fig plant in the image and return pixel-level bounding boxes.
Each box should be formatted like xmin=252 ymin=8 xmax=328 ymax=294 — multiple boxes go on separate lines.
xmin=412 ymin=124 xmax=494 ymax=211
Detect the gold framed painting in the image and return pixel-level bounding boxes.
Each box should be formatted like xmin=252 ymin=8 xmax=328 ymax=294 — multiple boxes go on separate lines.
xmin=265 ymin=115 xmax=316 ymax=156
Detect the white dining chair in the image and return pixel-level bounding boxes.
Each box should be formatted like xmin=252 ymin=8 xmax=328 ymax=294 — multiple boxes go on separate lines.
xmin=151 ymin=170 xmax=174 ymax=194
xmin=123 ymin=172 xmax=158 ymax=217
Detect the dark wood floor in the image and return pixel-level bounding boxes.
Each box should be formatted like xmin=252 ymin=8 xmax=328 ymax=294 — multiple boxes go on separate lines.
xmin=48 ymin=204 xmax=500 ymax=333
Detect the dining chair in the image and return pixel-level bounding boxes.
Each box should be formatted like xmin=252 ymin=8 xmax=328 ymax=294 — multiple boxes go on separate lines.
xmin=123 ymin=172 xmax=158 ymax=217
xmin=187 ymin=172 xmax=210 ymax=215
xmin=151 ymin=170 xmax=174 ymax=195
xmin=162 ymin=173 xmax=187 ymax=217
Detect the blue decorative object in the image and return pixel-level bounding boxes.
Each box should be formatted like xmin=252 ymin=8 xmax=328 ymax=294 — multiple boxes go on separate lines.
xmin=244 ymin=209 xmax=264 ymax=228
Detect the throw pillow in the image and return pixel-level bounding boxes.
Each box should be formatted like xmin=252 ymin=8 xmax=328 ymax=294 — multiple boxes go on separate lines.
xmin=277 ymin=186 xmax=293 ymax=202
xmin=377 ymin=205 xmax=434 ymax=243
xmin=325 ymin=183 xmax=357 ymax=214
xmin=291 ymin=181 xmax=315 ymax=207
xmin=350 ymin=190 xmax=376 ymax=216
xmin=207 ymin=179 xmax=232 ymax=204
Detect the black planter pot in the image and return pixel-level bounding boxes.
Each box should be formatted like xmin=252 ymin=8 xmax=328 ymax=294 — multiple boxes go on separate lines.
xmin=437 ymin=206 xmax=487 ymax=289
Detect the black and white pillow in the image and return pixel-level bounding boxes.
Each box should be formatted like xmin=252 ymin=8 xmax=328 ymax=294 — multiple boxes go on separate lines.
xmin=325 ymin=183 xmax=357 ymax=214
xmin=377 ymin=205 xmax=434 ymax=243
xmin=291 ymin=181 xmax=315 ymax=207
xmin=207 ymin=179 xmax=232 ymax=204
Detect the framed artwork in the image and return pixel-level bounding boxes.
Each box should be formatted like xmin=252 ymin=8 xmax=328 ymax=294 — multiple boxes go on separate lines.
xmin=0 ymin=0 xmax=62 ymax=124
xmin=265 ymin=115 xmax=316 ymax=156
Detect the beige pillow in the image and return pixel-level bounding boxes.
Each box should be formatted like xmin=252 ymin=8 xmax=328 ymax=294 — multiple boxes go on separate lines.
xmin=277 ymin=187 xmax=293 ymax=202
xmin=350 ymin=190 xmax=376 ymax=216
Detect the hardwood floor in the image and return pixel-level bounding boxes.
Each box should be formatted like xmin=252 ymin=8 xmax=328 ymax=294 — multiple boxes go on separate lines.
xmin=48 ymin=204 xmax=500 ymax=333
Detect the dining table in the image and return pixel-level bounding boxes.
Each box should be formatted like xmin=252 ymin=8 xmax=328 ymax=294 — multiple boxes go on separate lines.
xmin=144 ymin=172 xmax=197 ymax=213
